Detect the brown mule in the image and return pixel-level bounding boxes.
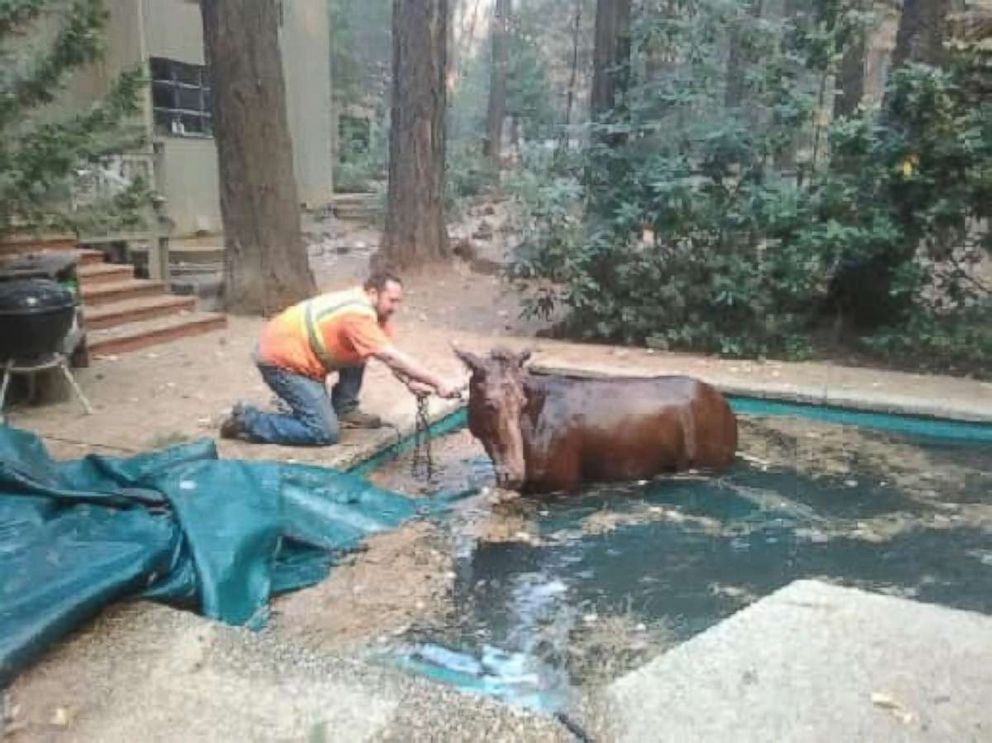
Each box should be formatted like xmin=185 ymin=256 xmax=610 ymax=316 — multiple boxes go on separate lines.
xmin=455 ymin=348 xmax=738 ymax=493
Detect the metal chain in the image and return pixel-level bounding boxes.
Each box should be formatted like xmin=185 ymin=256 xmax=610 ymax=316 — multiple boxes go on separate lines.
xmin=410 ymin=393 xmax=435 ymax=481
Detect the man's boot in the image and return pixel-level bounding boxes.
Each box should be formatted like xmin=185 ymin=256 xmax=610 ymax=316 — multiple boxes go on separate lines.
xmin=338 ymin=409 xmax=384 ymax=429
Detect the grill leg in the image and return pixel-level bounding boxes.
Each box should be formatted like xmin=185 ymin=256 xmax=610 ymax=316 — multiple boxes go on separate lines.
xmin=58 ymin=359 xmax=93 ymax=416
xmin=0 ymin=360 xmax=12 ymax=423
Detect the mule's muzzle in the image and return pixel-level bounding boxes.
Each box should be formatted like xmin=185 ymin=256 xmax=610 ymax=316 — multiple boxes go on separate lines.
xmin=494 ymin=469 xmax=525 ymax=491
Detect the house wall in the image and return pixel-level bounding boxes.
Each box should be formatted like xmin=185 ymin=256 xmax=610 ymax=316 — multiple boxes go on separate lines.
xmin=25 ymin=0 xmax=334 ymax=237
xmin=141 ymin=0 xmax=208 ymax=64
xmin=141 ymin=0 xmax=223 ymax=235
xmin=63 ymin=0 xmax=146 ymax=106
xmin=141 ymin=0 xmax=334 ymax=233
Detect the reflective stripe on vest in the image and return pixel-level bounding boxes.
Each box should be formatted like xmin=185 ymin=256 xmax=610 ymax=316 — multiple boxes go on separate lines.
xmin=302 ymin=292 xmax=377 ymax=370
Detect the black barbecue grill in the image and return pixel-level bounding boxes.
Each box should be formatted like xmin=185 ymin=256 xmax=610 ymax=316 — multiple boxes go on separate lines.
xmin=0 ymin=253 xmax=92 ymax=419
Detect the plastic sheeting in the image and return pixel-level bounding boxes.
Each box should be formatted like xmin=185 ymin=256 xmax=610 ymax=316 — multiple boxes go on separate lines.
xmin=0 ymin=426 xmax=426 ymax=686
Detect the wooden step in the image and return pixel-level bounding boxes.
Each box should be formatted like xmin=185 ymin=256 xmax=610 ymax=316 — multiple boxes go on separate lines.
xmin=131 ymin=243 xmax=225 ymax=266
xmin=76 ymin=249 xmax=106 ymax=266
xmin=84 ymin=294 xmax=196 ymax=330
xmin=0 ymin=234 xmax=78 ymax=257
xmin=78 ymin=262 xmax=135 ymax=285
xmin=88 ymin=312 xmax=227 ymax=355
xmin=81 ymin=278 xmax=164 ymax=306
xmin=331 ymin=193 xmax=382 ymax=222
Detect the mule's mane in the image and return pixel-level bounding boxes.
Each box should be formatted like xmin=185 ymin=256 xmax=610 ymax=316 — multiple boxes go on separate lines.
xmin=489 ymin=347 xmax=519 ymax=364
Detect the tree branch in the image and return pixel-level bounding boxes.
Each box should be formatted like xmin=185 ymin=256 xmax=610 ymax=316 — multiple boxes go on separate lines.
xmin=0 ymin=0 xmax=106 ymax=128
xmin=0 ymin=0 xmax=52 ymax=36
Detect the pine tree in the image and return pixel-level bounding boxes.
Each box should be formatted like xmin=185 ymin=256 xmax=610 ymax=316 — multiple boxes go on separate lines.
xmin=0 ymin=0 xmax=147 ymax=238
xmin=201 ymin=0 xmax=317 ymax=314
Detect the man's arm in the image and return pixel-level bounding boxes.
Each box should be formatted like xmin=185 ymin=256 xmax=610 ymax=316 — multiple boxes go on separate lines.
xmin=391 ymin=367 xmax=434 ymax=396
xmin=373 ymin=345 xmax=461 ymax=397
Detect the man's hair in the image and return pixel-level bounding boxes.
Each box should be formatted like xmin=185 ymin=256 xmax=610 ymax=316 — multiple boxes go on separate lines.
xmin=364 ymin=270 xmax=403 ymax=292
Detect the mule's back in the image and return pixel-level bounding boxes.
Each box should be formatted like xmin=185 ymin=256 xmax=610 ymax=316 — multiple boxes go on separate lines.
xmin=528 ymin=373 xmax=737 ymax=477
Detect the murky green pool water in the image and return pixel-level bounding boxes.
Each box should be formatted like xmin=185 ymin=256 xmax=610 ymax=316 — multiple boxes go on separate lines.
xmin=371 ymin=413 xmax=992 ymax=711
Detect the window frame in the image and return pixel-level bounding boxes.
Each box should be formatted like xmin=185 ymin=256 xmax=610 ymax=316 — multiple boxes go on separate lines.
xmin=149 ymin=57 xmax=214 ymax=139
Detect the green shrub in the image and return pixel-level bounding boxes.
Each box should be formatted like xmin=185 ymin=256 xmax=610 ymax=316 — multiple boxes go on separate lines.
xmin=509 ymin=0 xmax=991 ymax=374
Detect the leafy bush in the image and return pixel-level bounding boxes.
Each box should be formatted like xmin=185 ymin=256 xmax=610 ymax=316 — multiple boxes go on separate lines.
xmin=0 ymin=0 xmax=148 ymax=237
xmin=335 ymin=116 xmax=387 ymax=193
xmin=505 ymin=153 xmax=586 ymax=319
xmin=808 ymin=63 xmax=992 ymax=330
xmin=510 ymin=0 xmax=991 ymax=373
xmin=863 ymin=302 xmax=992 ymax=375
xmin=446 ymin=144 xmax=499 ymax=217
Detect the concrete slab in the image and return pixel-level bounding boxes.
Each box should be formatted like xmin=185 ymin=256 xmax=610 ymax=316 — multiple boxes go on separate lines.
xmin=4 ymin=603 xmax=567 ymax=742
xmin=604 ymin=580 xmax=992 ymax=742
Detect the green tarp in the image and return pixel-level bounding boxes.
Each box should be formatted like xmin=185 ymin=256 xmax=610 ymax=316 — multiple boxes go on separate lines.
xmin=0 ymin=426 xmax=425 ymax=686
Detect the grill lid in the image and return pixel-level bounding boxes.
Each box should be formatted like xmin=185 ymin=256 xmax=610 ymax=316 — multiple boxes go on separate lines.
xmin=0 ymin=278 xmax=75 ymax=314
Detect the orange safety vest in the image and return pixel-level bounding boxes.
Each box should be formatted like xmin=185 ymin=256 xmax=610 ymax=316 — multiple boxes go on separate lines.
xmin=257 ymin=287 xmax=392 ymax=378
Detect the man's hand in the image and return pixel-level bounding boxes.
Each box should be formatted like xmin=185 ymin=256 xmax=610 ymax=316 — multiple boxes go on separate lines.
xmin=375 ymin=346 xmax=464 ymax=399
xmin=435 ymin=380 xmax=464 ymax=399
xmin=405 ymin=379 xmax=434 ymax=397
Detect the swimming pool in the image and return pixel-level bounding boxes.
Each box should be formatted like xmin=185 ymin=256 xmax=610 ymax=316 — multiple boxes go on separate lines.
xmin=365 ymin=401 xmax=992 ymax=712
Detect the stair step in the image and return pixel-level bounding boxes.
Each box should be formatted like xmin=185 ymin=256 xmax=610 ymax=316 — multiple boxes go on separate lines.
xmin=131 ymin=243 xmax=225 ymax=266
xmin=88 ymin=312 xmax=227 ymax=355
xmin=78 ymin=262 xmax=135 ymax=285
xmin=76 ymin=249 xmax=105 ymax=266
xmin=84 ymin=294 xmax=196 ymax=330
xmin=0 ymin=235 xmax=78 ymax=258
xmin=81 ymin=278 xmax=165 ymax=306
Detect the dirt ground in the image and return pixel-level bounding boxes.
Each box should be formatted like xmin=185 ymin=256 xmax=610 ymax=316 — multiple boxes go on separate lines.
xmin=271 ymin=521 xmax=455 ymax=653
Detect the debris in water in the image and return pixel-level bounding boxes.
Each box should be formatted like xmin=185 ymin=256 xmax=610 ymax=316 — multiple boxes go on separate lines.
xmin=738 ymin=452 xmax=772 ymax=469
xmin=395 ymin=643 xmax=566 ymax=713
xmin=794 ymin=528 xmax=830 ymax=544
xmin=870 ymin=692 xmax=918 ymax=726
xmin=708 ymin=583 xmax=759 ymax=603
xmin=50 ymin=706 xmax=76 ymax=727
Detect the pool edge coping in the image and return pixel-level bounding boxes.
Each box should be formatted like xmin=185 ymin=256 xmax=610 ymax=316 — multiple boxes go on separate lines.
xmin=346 ymin=366 xmax=991 ymax=477
xmin=527 ymin=362 xmax=992 ymax=425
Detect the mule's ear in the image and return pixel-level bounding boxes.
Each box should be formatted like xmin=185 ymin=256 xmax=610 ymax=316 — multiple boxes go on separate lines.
xmin=452 ymin=343 xmax=485 ymax=374
xmin=516 ymin=349 xmax=533 ymax=367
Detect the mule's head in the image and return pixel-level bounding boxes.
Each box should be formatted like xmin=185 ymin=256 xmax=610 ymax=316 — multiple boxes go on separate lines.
xmin=454 ymin=346 xmax=532 ymax=490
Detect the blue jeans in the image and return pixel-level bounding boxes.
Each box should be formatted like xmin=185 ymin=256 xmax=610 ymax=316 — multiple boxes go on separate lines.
xmin=236 ymin=364 xmax=365 ymax=446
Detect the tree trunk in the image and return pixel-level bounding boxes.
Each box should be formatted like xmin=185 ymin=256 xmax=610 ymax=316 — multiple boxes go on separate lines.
xmin=775 ymin=0 xmax=807 ymax=172
xmin=834 ymin=31 xmax=866 ymax=119
xmin=891 ymin=0 xmax=949 ymax=69
xmin=200 ymin=0 xmax=315 ymax=315
xmin=725 ymin=0 xmax=763 ymax=109
xmin=484 ymin=0 xmax=511 ymax=161
xmin=446 ymin=0 xmax=457 ymax=93
xmin=560 ymin=0 xmax=583 ymax=150
xmin=590 ymin=0 xmax=632 ymax=122
xmin=381 ymin=0 xmax=450 ymax=268
xmin=452 ymin=0 xmax=483 ymax=92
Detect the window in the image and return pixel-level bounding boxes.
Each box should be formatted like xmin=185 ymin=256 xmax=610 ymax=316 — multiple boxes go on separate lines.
xmin=150 ymin=57 xmax=213 ymax=137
